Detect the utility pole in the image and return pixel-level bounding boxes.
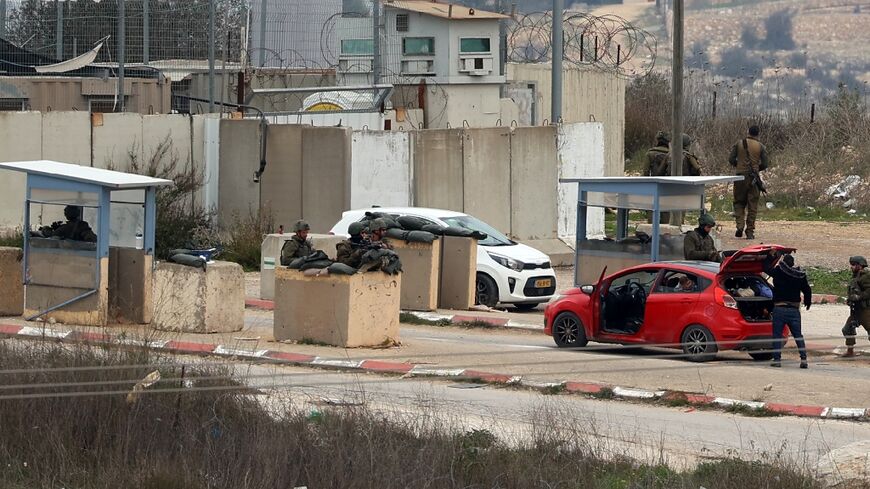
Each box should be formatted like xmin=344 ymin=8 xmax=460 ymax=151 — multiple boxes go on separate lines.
xmin=56 ymin=0 xmax=64 ymax=60
xmin=551 ymin=0 xmax=564 ymax=124
xmin=258 ymin=0 xmax=267 ymax=67
xmin=143 ymin=0 xmax=149 ymax=64
xmin=670 ymin=0 xmax=684 ymax=225
xmin=372 ymin=0 xmax=381 ymax=85
xmin=0 ymin=0 xmax=6 ymax=39
xmin=118 ymin=0 xmax=125 ymax=112
xmin=208 ymin=0 xmax=216 ymax=112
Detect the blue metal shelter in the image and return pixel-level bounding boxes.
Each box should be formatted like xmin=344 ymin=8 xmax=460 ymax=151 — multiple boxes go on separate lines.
xmin=0 ymin=160 xmax=172 ymax=320
xmin=559 ymin=176 xmax=743 ymax=286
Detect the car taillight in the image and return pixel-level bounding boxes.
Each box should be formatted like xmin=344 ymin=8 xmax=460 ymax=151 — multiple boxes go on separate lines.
xmin=715 ymin=287 xmax=739 ymax=310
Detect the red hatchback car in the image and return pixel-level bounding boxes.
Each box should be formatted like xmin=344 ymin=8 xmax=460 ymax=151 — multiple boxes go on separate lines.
xmin=544 ymin=244 xmax=795 ymax=362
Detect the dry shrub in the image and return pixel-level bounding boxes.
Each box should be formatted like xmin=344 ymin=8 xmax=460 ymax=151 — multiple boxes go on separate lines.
xmin=0 ymin=341 xmax=827 ymax=489
xmin=219 ymin=206 xmax=274 ymax=271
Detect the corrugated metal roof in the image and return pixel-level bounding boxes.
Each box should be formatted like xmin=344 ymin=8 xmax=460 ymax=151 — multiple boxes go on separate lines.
xmin=385 ymin=1 xmax=508 ymax=20
xmin=0 ymin=160 xmax=174 ymax=189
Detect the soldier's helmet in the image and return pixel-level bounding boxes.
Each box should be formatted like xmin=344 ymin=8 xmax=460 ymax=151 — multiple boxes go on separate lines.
xmin=655 ymin=131 xmax=670 ymax=145
xmin=348 ymin=221 xmax=366 ymax=236
xmin=681 ymin=133 xmax=692 ymax=149
xmin=64 ymin=205 xmax=82 ymax=220
xmin=293 ymin=220 xmax=310 ymax=232
xmin=850 ymin=256 xmax=868 ymax=267
xmin=698 ymin=214 xmax=716 ymax=227
xmin=369 ymin=218 xmax=387 ymax=231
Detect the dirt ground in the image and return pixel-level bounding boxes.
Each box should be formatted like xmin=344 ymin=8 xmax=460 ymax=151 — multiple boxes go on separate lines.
xmin=716 ymin=220 xmax=870 ymax=270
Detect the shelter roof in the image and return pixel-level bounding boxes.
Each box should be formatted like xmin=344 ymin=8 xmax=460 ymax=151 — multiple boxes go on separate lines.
xmin=559 ymin=176 xmax=742 ymax=186
xmin=0 ymin=160 xmax=173 ymax=189
xmin=384 ymin=1 xmax=508 ymax=20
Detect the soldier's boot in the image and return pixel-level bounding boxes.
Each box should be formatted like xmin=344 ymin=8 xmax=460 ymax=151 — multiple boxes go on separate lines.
xmin=844 ymin=347 xmax=855 ymax=357
xmin=735 ymin=228 xmax=743 ymax=238
xmin=745 ymin=231 xmax=755 ymax=240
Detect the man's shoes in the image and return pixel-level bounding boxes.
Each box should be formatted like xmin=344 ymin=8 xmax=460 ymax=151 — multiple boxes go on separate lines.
xmin=770 ymin=360 xmax=781 ymax=367
xmin=800 ymin=360 xmax=808 ymax=369
xmin=735 ymin=229 xmax=743 ymax=238
xmin=746 ymin=231 xmax=755 ymax=240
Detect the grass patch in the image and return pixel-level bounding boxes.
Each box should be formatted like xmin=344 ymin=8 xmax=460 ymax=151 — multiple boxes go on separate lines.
xmin=592 ymin=386 xmax=616 ymax=399
xmin=542 ymin=384 xmax=566 ymax=395
xmin=806 ymin=267 xmax=851 ymax=297
xmin=0 ymin=341 xmax=828 ymax=488
xmin=399 ymin=312 xmax=451 ymax=326
xmin=297 ymin=337 xmax=332 ymax=347
xmin=724 ymin=403 xmax=780 ymax=417
xmin=0 ymin=230 xmax=23 ymax=248
xmin=454 ymin=319 xmax=500 ymax=329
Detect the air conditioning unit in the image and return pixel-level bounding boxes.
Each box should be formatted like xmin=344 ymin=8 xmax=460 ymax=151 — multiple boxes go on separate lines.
xmin=459 ymin=56 xmax=493 ymax=76
xmin=401 ymin=59 xmax=435 ymax=76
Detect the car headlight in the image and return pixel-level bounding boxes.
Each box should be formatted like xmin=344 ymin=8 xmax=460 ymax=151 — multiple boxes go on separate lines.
xmin=488 ymin=252 xmax=524 ymax=272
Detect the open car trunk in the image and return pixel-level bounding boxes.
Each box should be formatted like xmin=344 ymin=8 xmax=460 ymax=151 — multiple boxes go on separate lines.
xmin=722 ymin=275 xmax=773 ymax=322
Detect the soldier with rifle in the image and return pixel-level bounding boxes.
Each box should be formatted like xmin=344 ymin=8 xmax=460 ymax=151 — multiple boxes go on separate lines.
xmin=843 ymin=256 xmax=870 ymax=357
xmin=729 ymin=125 xmax=769 ymax=240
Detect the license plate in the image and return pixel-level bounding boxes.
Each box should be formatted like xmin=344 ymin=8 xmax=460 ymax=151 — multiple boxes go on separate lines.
xmin=534 ymin=279 xmax=552 ymax=288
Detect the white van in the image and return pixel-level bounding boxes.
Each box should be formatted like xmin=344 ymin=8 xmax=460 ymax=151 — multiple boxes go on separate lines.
xmin=331 ymin=207 xmax=557 ymax=309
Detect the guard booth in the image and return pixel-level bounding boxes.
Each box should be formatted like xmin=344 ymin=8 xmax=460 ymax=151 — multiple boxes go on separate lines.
xmin=0 ymin=160 xmax=172 ymax=326
xmin=560 ymin=176 xmax=742 ymax=286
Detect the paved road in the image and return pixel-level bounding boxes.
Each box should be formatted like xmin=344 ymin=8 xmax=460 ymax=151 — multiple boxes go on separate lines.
xmin=239 ymin=363 xmax=870 ymax=470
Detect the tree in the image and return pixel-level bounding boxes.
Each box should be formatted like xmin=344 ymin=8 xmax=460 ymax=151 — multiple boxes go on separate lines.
xmin=761 ymin=10 xmax=795 ymax=51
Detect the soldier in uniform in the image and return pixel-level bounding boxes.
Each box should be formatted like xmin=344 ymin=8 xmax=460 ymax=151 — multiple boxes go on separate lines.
xmin=729 ymin=125 xmax=769 ymax=240
xmin=644 ymin=131 xmax=671 ymax=177
xmin=280 ymin=220 xmax=314 ymax=266
xmin=40 ymin=205 xmax=97 ymax=242
xmin=368 ymin=218 xmax=393 ymax=250
xmin=681 ymin=134 xmax=702 ymax=177
xmin=335 ymin=222 xmax=369 ymax=269
xmin=683 ymin=214 xmax=721 ymax=262
xmin=843 ymin=256 xmax=870 ymax=357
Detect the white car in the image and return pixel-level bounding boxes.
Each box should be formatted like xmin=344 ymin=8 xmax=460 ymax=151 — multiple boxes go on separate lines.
xmin=330 ymin=207 xmax=557 ymax=310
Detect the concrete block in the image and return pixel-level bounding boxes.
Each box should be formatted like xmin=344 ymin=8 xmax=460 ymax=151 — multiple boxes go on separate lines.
xmin=510 ymin=126 xmax=558 ymax=240
xmin=0 ymin=247 xmax=24 ymax=316
xmin=462 ymin=127 xmax=511 ymax=232
xmin=521 ymin=239 xmax=575 ymax=267
xmin=92 ymin=112 xmax=143 ymax=169
xmin=218 ymin=119 xmax=261 ymax=227
xmin=392 ymin=239 xmax=441 ymax=311
xmin=25 ymin=252 xmax=109 ymax=326
xmin=108 ymin=248 xmax=153 ymax=324
xmin=0 ymin=111 xmax=42 ymax=232
xmin=274 ymin=268 xmax=401 ymax=347
xmin=261 ymin=124 xmax=303 ymax=229
xmin=152 ymin=261 xmax=244 ymax=333
xmin=439 ymin=236 xmax=477 ymax=310
xmin=259 ymin=233 xmax=346 ymax=300
xmin=301 ymin=126 xmax=352 ymax=233
xmin=350 ymin=130 xmax=411 ymax=209
xmin=42 ymin=111 xmax=91 ymax=164
xmin=413 ymin=129 xmax=464 ymax=211
xmin=558 ymin=123 xmax=606 ymax=239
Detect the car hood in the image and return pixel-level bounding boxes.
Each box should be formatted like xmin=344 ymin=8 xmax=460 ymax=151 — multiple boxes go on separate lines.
xmin=720 ymin=244 xmax=797 ymax=274
xmin=484 ymin=242 xmax=551 ymax=265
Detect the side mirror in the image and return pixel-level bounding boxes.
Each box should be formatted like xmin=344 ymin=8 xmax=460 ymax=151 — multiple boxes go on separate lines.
xmin=580 ymin=285 xmax=595 ymax=295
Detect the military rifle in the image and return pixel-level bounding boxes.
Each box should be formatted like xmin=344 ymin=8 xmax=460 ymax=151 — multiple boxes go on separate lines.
xmin=742 ymin=138 xmax=767 ymax=194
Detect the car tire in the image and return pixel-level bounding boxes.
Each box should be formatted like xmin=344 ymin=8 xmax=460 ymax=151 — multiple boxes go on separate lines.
xmin=680 ymin=324 xmax=718 ymax=362
xmin=748 ymin=351 xmax=774 ymax=361
xmin=552 ymin=311 xmax=588 ymax=348
xmin=475 ymin=273 xmax=499 ymax=308
xmin=513 ymin=303 xmax=539 ymax=312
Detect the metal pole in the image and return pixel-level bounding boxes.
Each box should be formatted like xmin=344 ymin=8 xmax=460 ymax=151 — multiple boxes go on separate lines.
xmin=258 ymin=0 xmax=267 ymax=67
xmin=551 ymin=0 xmax=564 ymax=123
xmin=208 ymin=0 xmax=216 ymax=112
xmin=498 ymin=0 xmax=507 ymax=92
xmin=372 ymin=0 xmax=381 ymax=86
xmin=56 ymin=0 xmax=63 ymax=60
xmin=0 ymin=0 xmax=6 ymax=39
xmin=143 ymin=0 xmax=149 ymax=64
xmin=669 ymin=0 xmax=683 ymax=225
xmin=118 ymin=0 xmax=125 ymax=112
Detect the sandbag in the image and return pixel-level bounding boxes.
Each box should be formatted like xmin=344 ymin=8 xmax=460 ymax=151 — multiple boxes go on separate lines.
xmin=288 ymin=257 xmax=306 ymax=269
xmin=168 ymin=248 xmax=191 ymax=257
xmin=404 ymin=230 xmax=436 ymax=243
xmin=359 ymin=249 xmax=403 ymax=275
xmin=385 ymin=228 xmax=407 ymax=240
xmin=420 ymin=224 xmax=446 ymax=235
xmin=364 ymin=212 xmax=400 ymax=229
xmin=327 ymin=262 xmax=357 ymax=275
xmin=299 ymin=259 xmax=333 ymax=271
xmin=303 ymin=268 xmax=328 ymax=277
xmin=397 ymin=215 xmax=431 ymax=231
xmin=169 ymin=253 xmax=206 ymax=269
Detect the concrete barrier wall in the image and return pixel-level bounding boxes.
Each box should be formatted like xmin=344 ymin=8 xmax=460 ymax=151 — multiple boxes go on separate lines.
xmin=261 ymin=124 xmax=304 ymax=229
xmin=301 ymin=126 xmax=352 ymax=233
xmin=92 ymin=113 xmax=144 ymax=169
xmin=42 ymin=112 xmax=91 ymax=164
xmin=0 ymin=112 xmax=42 ymax=231
xmin=462 ymin=128 xmax=512 ymax=233
xmin=413 ymin=129 xmax=464 ymax=211
xmin=142 ymin=114 xmax=193 ymax=172
xmin=510 ymin=126 xmax=558 ymax=240
xmin=218 ymin=119 xmax=261 ymax=226
xmin=350 ymin=131 xmax=411 ymax=209
xmin=558 ymin=123 xmax=606 ymax=238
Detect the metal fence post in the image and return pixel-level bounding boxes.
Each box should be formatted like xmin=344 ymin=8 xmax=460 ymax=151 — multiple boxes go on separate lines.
xmin=56 ymin=0 xmax=64 ymax=60
xmin=118 ymin=0 xmax=125 ymax=112
xmin=551 ymin=0 xmax=563 ymax=123
xmin=143 ymin=0 xmax=149 ymax=64
xmin=209 ymin=0 xmax=216 ymax=112
xmin=0 ymin=0 xmax=6 ymax=39
xmin=372 ymin=0 xmax=381 ymax=88
xmin=258 ymin=0 xmax=267 ymax=67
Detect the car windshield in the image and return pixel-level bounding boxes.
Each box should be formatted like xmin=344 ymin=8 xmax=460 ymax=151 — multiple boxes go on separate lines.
xmin=439 ymin=215 xmax=513 ymax=246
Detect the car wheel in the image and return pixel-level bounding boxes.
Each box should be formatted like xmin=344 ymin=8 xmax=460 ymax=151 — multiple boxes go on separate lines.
xmin=748 ymin=351 xmax=773 ymax=361
xmin=475 ymin=273 xmax=499 ymax=308
xmin=680 ymin=324 xmax=718 ymax=362
xmin=552 ymin=311 xmax=588 ymax=348
xmin=513 ymin=303 xmax=539 ymax=311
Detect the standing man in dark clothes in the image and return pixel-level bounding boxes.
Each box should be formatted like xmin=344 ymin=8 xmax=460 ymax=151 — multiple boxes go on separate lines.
xmin=843 ymin=256 xmax=870 ymax=357
xmin=729 ymin=125 xmax=769 ymax=240
xmin=764 ymin=250 xmax=812 ymax=368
